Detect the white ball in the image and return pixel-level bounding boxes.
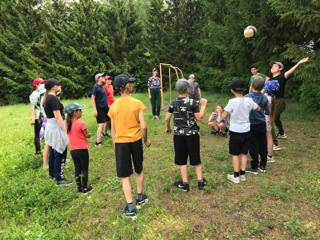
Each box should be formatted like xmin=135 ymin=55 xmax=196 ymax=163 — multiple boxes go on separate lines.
xmin=243 ymin=25 xmax=257 ymax=38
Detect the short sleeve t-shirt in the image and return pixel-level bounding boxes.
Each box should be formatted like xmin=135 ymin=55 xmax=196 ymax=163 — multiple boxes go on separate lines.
xmin=272 ymin=73 xmax=287 ymax=98
xmin=103 ymin=84 xmax=114 ymax=106
xmin=168 ymin=97 xmax=200 ymax=136
xmin=148 ymin=77 xmax=161 ymax=89
xmin=68 ymin=119 xmax=88 ymax=151
xmin=224 ymin=97 xmax=258 ymax=133
xmin=250 ymin=73 xmax=266 ymax=84
xmin=187 ymin=80 xmax=200 ymax=100
xmin=44 ymin=95 xmax=65 ymax=119
xmin=108 ymin=96 xmax=146 ymax=143
xmin=92 ymin=84 xmax=107 ymax=109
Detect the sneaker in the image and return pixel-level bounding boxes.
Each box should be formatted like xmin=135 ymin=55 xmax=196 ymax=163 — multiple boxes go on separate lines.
xmin=246 ymin=167 xmax=259 ymax=175
xmin=123 ymin=205 xmax=137 ymax=220
xmin=82 ymin=186 xmax=93 ymax=195
xmin=258 ymin=166 xmax=266 ymax=173
xmin=240 ymin=174 xmax=246 ymax=181
xmin=56 ymin=178 xmax=73 ymax=186
xmin=273 ymin=145 xmax=282 ymax=151
xmin=227 ymin=174 xmax=240 ymax=184
xmin=198 ymin=178 xmax=207 ymax=190
xmin=173 ymin=181 xmax=190 ymax=192
xmin=267 ymin=156 xmax=276 ymax=163
xmin=277 ymin=133 xmax=287 ymax=139
xmin=94 ymin=142 xmax=102 ymax=147
xmin=136 ymin=194 xmax=148 ymax=209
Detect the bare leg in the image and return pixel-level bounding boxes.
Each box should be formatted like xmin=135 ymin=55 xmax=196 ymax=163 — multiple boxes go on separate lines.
xmin=136 ymin=171 xmax=144 ymax=194
xmin=43 ymin=144 xmax=49 ymax=169
xmin=240 ymin=154 xmax=248 ymax=171
xmin=232 ymin=155 xmax=240 ymax=172
xmin=179 ymin=165 xmax=188 ymax=182
xmin=96 ymin=123 xmax=105 ymax=143
xmin=266 ymin=131 xmax=273 ymax=156
xmin=121 ymin=177 xmax=133 ymax=203
xmin=194 ymin=164 xmax=203 ymax=181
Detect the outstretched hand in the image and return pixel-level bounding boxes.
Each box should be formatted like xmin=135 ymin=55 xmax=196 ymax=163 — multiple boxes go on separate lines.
xmin=298 ymin=57 xmax=309 ymax=65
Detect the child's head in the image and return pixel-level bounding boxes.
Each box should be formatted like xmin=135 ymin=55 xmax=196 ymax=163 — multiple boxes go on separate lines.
xmin=271 ymin=61 xmax=284 ymax=75
xmin=250 ymin=64 xmax=258 ymax=75
xmin=230 ymin=79 xmax=246 ymax=95
xmin=65 ymin=103 xmax=84 ymax=119
xmin=175 ymin=78 xmax=189 ymax=95
xmin=105 ymin=75 xmax=112 ymax=85
xmin=215 ymin=105 xmax=223 ymax=114
xmin=251 ymin=76 xmax=265 ymax=92
xmin=95 ymin=73 xmax=107 ymax=85
xmin=45 ymin=78 xmax=61 ymax=94
xmin=114 ymin=74 xmax=136 ymax=94
xmin=188 ymin=74 xmax=195 ymax=81
xmin=152 ymin=67 xmax=158 ymax=77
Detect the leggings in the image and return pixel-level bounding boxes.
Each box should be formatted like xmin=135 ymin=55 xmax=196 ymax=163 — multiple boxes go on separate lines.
xmin=150 ymin=88 xmax=161 ymax=116
xmin=70 ymin=149 xmax=89 ymax=189
xmin=34 ymin=119 xmax=42 ymax=153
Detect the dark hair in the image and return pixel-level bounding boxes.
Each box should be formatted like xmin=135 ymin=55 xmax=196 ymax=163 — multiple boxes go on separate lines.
xmin=66 ymin=112 xmax=74 ymax=133
xmin=250 ymin=64 xmax=258 ymax=69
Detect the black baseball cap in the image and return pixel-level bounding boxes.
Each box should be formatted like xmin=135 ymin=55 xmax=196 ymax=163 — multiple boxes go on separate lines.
xmin=230 ymin=79 xmax=246 ymax=92
xmin=114 ymin=74 xmax=136 ymax=89
xmin=45 ymin=78 xmax=61 ymax=90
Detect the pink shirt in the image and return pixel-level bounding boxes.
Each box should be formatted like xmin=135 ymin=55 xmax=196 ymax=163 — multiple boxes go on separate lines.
xmin=103 ymin=85 xmax=114 ymax=106
xmin=68 ymin=119 xmax=88 ymax=150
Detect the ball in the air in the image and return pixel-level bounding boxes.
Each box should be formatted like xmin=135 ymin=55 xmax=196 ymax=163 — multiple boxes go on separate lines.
xmin=243 ymin=25 xmax=257 ymax=38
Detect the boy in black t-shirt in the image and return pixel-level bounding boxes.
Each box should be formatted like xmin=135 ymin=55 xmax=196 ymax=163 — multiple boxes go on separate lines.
xmin=270 ymin=57 xmax=309 ymax=142
xmin=91 ymin=73 xmax=108 ymax=147
xmin=165 ymin=79 xmax=207 ymax=192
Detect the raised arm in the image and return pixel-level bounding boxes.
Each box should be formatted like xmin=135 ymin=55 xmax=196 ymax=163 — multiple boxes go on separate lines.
xmin=284 ymin=57 xmax=309 ymax=79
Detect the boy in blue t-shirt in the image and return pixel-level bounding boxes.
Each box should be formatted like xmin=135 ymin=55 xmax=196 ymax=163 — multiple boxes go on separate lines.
xmin=165 ymin=79 xmax=207 ymax=192
xmin=246 ymin=76 xmax=270 ymax=173
xmin=91 ymin=73 xmax=108 ymax=147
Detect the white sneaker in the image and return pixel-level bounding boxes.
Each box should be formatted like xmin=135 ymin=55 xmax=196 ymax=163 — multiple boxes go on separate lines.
xmin=273 ymin=145 xmax=282 ymax=151
xmin=277 ymin=133 xmax=287 ymax=139
xmin=240 ymin=175 xmax=246 ymax=181
xmin=267 ymin=156 xmax=276 ymax=163
xmin=227 ymin=174 xmax=240 ymax=183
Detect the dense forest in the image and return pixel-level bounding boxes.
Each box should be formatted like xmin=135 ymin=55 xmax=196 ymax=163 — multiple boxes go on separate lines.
xmin=0 ymin=0 xmax=319 ymax=109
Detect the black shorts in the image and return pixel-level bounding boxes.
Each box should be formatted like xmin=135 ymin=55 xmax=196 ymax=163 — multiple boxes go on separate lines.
xmin=174 ymin=134 xmax=201 ymax=166
xmin=115 ymin=139 xmax=143 ymax=178
xmin=229 ymin=131 xmax=251 ymax=155
xmin=96 ymin=107 xmax=109 ymax=124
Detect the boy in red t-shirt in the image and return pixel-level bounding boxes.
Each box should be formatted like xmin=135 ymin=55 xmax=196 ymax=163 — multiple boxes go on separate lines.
xmin=65 ymin=103 xmax=92 ymax=194
xmin=103 ymin=75 xmax=114 ymax=136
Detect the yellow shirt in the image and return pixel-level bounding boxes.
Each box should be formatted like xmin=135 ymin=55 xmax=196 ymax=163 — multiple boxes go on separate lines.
xmin=108 ymin=96 xmax=146 ymax=143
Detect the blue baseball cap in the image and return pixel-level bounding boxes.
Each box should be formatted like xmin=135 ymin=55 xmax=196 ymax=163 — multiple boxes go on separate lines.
xmin=64 ymin=103 xmax=84 ymax=114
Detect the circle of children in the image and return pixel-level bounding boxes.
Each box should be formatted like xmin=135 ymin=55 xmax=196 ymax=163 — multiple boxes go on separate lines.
xmin=29 ymin=57 xmax=309 ymax=219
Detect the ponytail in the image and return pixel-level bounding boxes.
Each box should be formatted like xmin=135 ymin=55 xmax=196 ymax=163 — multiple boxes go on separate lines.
xmin=66 ymin=112 xmax=74 ymax=133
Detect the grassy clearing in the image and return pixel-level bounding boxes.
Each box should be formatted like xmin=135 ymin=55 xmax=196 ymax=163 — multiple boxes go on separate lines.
xmin=0 ymin=92 xmax=319 ymax=240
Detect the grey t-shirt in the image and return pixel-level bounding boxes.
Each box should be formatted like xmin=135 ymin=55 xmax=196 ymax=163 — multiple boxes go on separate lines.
xmin=187 ymin=80 xmax=200 ymax=100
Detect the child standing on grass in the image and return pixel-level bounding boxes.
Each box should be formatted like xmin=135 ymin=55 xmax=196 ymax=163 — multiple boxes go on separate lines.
xmin=165 ymin=79 xmax=208 ymax=192
xmin=65 ymin=103 xmax=93 ymax=194
xmin=219 ymin=79 xmax=260 ymax=184
xmin=246 ymin=76 xmax=270 ymax=174
xmin=263 ymin=80 xmax=280 ymax=163
xmin=108 ymin=74 xmax=151 ymax=220
xmin=208 ymin=105 xmax=227 ymax=135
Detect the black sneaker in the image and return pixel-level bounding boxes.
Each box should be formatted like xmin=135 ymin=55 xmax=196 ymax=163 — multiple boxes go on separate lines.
xmin=82 ymin=186 xmax=93 ymax=195
xmin=246 ymin=167 xmax=259 ymax=175
xmin=258 ymin=166 xmax=267 ymax=173
xmin=123 ymin=205 xmax=137 ymax=220
xmin=56 ymin=178 xmax=73 ymax=186
xmin=173 ymin=181 xmax=190 ymax=192
xmin=136 ymin=194 xmax=148 ymax=209
xmin=198 ymin=178 xmax=207 ymax=190
xmin=94 ymin=142 xmax=102 ymax=147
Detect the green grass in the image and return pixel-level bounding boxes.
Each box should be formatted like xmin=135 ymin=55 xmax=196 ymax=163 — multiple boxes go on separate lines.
xmin=0 ymin=92 xmax=319 ymax=239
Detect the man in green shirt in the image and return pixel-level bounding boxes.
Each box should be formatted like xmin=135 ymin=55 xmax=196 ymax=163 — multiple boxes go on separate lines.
xmin=249 ymin=64 xmax=269 ymax=92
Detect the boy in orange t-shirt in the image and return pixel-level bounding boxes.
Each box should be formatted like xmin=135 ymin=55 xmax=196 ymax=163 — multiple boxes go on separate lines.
xmin=108 ymin=74 xmax=151 ymax=220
